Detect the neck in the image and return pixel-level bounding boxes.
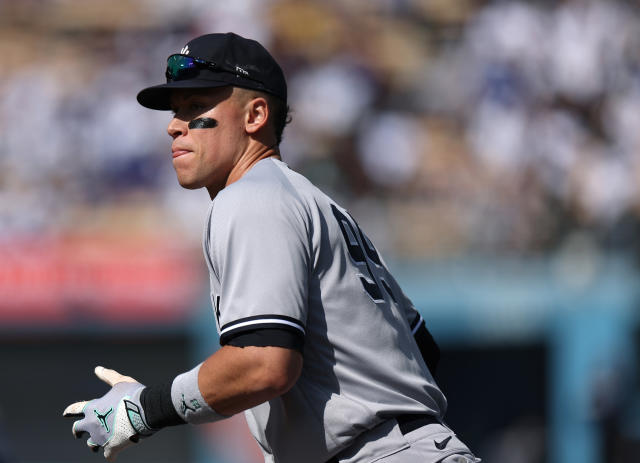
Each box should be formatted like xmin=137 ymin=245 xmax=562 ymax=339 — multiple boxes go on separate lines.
xmin=206 ymin=143 xmax=280 ymax=199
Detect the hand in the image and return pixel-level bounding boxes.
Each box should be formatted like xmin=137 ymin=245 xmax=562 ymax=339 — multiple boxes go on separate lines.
xmin=63 ymin=366 xmax=155 ymax=461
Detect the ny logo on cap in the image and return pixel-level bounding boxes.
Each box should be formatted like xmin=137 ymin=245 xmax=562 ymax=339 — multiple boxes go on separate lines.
xmin=181 ymin=45 xmax=190 ymax=55
xmin=235 ymin=66 xmax=249 ymax=76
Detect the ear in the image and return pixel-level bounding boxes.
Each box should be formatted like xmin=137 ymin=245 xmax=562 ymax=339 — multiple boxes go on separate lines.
xmin=245 ymin=97 xmax=269 ymax=135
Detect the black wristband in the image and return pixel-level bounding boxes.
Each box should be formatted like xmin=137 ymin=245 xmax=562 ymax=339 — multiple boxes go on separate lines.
xmin=140 ymin=380 xmax=186 ymax=429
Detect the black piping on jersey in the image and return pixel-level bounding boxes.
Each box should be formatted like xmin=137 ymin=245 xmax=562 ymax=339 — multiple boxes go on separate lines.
xmin=409 ymin=312 xmax=440 ymax=374
xmin=203 ymin=204 xmax=217 ymax=278
xmin=214 ymin=295 xmax=221 ymax=326
xmin=380 ymin=278 xmax=397 ymax=303
xmin=409 ymin=312 xmax=424 ymax=335
xmin=219 ymin=314 xmax=305 ymax=345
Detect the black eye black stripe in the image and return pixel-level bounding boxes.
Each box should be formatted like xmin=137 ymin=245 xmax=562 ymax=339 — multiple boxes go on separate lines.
xmin=188 ymin=118 xmax=218 ymax=129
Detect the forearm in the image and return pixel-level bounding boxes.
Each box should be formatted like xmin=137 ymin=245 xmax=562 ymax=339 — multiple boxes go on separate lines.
xmin=142 ymin=344 xmax=302 ymax=428
xmin=198 ymin=345 xmax=302 ymax=415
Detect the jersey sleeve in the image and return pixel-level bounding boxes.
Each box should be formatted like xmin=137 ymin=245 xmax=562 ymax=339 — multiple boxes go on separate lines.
xmin=207 ymin=180 xmax=310 ymax=350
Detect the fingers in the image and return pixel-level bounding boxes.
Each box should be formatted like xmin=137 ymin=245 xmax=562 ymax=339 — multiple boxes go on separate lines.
xmin=104 ymin=438 xmax=134 ymax=462
xmin=63 ymin=401 xmax=88 ymax=417
xmin=73 ymin=420 xmax=110 ymax=456
xmin=104 ymin=445 xmax=118 ymax=462
xmin=65 ymin=402 xmax=89 ymax=440
xmin=87 ymin=439 xmax=100 ymax=453
xmin=94 ymin=366 xmax=137 ymax=387
xmin=72 ymin=418 xmax=88 ymax=439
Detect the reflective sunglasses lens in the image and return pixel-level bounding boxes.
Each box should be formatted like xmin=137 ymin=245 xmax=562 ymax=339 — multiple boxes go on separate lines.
xmin=166 ymin=55 xmax=198 ymax=81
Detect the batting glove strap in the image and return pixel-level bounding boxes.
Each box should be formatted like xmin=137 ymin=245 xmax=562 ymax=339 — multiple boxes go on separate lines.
xmin=124 ymin=395 xmax=156 ymax=436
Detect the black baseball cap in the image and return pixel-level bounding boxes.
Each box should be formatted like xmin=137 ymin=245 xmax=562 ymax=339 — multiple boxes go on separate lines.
xmin=137 ymin=32 xmax=287 ymax=110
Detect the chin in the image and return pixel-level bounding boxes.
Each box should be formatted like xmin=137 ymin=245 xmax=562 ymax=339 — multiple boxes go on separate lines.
xmin=179 ymin=183 xmax=203 ymax=191
xmin=176 ymin=177 xmax=204 ymax=190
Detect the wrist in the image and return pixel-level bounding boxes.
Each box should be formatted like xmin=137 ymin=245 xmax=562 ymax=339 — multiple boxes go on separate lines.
xmin=139 ymin=364 xmax=230 ymax=428
xmin=170 ymin=363 xmax=229 ymax=424
xmin=139 ymin=381 xmax=186 ymax=429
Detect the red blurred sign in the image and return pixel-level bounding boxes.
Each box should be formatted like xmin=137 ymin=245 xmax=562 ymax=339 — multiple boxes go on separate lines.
xmin=0 ymin=234 xmax=205 ymax=324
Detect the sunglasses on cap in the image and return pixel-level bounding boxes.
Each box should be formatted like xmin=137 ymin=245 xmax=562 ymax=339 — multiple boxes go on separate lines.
xmin=165 ymin=54 xmax=262 ymax=84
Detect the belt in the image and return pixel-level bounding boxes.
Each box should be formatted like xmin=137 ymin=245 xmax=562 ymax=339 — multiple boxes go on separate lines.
xmin=326 ymin=413 xmax=440 ymax=463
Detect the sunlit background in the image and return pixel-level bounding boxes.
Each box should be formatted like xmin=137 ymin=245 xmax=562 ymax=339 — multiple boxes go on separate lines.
xmin=1 ymin=0 xmax=640 ymax=462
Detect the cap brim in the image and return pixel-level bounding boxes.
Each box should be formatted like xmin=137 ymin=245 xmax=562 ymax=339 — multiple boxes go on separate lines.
xmin=136 ymin=79 xmax=231 ymax=110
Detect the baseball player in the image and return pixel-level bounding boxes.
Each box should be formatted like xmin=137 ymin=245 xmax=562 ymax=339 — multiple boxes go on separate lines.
xmin=63 ymin=33 xmax=480 ymax=463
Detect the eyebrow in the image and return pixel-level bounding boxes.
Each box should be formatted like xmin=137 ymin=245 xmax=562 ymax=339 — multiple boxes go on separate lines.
xmin=170 ymin=94 xmax=210 ymax=113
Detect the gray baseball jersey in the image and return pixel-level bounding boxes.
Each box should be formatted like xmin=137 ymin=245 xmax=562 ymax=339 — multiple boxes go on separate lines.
xmin=202 ymin=158 xmax=447 ymax=463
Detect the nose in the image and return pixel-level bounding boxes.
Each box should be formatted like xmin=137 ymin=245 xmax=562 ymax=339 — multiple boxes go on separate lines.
xmin=167 ymin=117 xmax=187 ymax=139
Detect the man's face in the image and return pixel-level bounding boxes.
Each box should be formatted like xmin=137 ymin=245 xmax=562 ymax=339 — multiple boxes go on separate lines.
xmin=167 ymin=87 xmax=248 ymax=195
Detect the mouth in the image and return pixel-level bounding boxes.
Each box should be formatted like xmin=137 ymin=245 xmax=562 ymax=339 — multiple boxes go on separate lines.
xmin=172 ymin=148 xmax=192 ymax=159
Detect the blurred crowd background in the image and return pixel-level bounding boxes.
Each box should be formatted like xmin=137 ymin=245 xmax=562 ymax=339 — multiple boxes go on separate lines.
xmin=1 ymin=1 xmax=640 ymax=463
xmin=4 ymin=0 xmax=640 ymax=258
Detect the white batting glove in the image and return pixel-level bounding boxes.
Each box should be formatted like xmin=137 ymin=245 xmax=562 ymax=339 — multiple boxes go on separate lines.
xmin=63 ymin=366 xmax=155 ymax=461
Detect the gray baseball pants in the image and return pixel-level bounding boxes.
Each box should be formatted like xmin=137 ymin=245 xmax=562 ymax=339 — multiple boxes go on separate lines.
xmin=333 ymin=418 xmax=480 ymax=463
